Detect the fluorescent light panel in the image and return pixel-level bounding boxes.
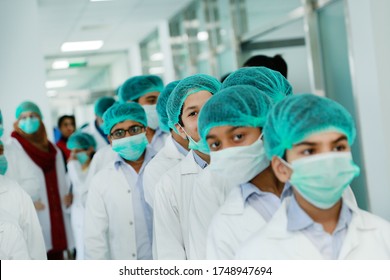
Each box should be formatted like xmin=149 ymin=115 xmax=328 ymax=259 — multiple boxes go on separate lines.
xmin=52 ymin=60 xmax=69 ymax=70
xmin=197 ymin=31 xmax=209 ymax=41
xmin=61 ymin=40 xmax=103 ymax=52
xmin=150 ymin=52 xmax=164 ymax=61
xmin=45 ymin=80 xmax=68 ymax=89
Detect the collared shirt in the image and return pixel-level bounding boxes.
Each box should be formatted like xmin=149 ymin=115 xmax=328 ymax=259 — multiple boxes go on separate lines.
xmin=114 ymin=147 xmax=156 ymax=259
xmin=172 ymin=137 xmax=189 ymax=157
xmin=241 ymin=182 xmax=293 ymax=222
xmin=287 ymin=195 xmax=352 ymax=260
xmin=150 ymin=128 xmax=167 ymax=152
xmin=192 ymin=150 xmax=208 ymax=169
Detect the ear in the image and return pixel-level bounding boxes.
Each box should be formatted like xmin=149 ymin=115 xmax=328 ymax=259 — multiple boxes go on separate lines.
xmin=175 ymin=124 xmax=187 ymax=140
xmin=271 ymin=156 xmax=292 ymax=183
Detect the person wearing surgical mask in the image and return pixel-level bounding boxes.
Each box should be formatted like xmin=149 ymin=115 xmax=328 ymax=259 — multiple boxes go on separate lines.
xmin=66 ymin=132 xmax=96 ymax=260
xmin=236 ymin=94 xmax=390 ymax=260
xmin=118 ymin=75 xmax=168 ymax=152
xmin=84 ymin=103 xmax=156 ymax=260
xmin=195 ymin=85 xmax=288 ymax=260
xmin=188 ymin=66 xmax=293 ymax=259
xmin=10 ymin=101 xmax=74 ymax=260
xmin=142 ymin=80 xmax=190 ymax=208
xmin=152 ymin=74 xmax=221 ymax=260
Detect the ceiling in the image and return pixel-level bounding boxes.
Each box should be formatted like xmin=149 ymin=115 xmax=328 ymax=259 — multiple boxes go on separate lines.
xmin=38 ymin=0 xmax=193 ymax=100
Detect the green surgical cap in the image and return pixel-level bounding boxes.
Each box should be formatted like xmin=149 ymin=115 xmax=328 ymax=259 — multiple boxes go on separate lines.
xmin=222 ymin=66 xmax=293 ymax=103
xmin=15 ymin=101 xmax=42 ymax=119
xmin=0 ymin=110 xmax=3 ymax=125
xmin=167 ymin=74 xmax=221 ymax=131
xmin=198 ymin=85 xmax=273 ymax=141
xmin=156 ymin=80 xmax=180 ymax=133
xmin=118 ymin=75 xmax=164 ymax=103
xmin=263 ymin=93 xmax=356 ymax=159
xmin=67 ymin=132 xmax=96 ymax=150
xmin=102 ymin=102 xmax=147 ymax=134
xmin=94 ymin=97 xmax=116 ymax=118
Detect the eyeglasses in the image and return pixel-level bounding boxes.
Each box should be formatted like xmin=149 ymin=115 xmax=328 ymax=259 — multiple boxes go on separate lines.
xmin=110 ymin=125 xmax=145 ymax=139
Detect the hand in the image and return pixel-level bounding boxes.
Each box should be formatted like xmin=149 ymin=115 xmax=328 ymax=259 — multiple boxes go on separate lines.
xmin=34 ymin=201 xmax=45 ymax=211
xmin=64 ymin=193 xmax=73 ymax=208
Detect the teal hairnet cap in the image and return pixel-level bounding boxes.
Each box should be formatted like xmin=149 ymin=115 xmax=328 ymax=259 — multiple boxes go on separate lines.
xmin=263 ymin=93 xmax=356 ymax=159
xmin=102 ymin=103 xmax=147 ymax=134
xmin=222 ymin=66 xmax=293 ymax=103
xmin=167 ymin=74 xmax=221 ymax=132
xmin=157 ymin=80 xmax=180 ymax=133
xmin=198 ymin=85 xmax=273 ymax=141
xmin=67 ymin=132 xmax=96 ymax=150
xmin=94 ymin=97 xmax=116 ymax=118
xmin=118 ymin=75 xmax=164 ymax=103
xmin=15 ymin=101 xmax=42 ymax=119
xmin=0 ymin=110 xmax=3 ymax=125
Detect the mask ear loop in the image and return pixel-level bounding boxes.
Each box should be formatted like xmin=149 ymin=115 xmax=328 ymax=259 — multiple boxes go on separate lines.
xmin=177 ymin=123 xmax=195 ymax=142
xmin=278 ymin=156 xmax=294 ymax=170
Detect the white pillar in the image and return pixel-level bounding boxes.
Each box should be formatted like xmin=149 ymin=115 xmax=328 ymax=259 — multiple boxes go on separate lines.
xmin=0 ymin=0 xmax=53 ymax=140
xmin=158 ymin=20 xmax=175 ymax=84
xmin=128 ymin=44 xmax=143 ymax=77
xmin=346 ymin=0 xmax=390 ymax=221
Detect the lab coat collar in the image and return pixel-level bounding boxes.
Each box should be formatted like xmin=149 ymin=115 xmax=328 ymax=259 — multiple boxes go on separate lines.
xmin=114 ymin=146 xmax=156 ymax=173
xmin=180 ymin=150 xmax=203 ymax=175
xmin=163 ymin=134 xmax=188 ymax=160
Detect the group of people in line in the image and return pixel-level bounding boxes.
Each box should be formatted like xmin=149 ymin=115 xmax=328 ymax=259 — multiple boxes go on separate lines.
xmin=0 ymin=54 xmax=389 ymax=260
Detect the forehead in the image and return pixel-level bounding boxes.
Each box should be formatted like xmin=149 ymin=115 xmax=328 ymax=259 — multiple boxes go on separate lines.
xmin=111 ymin=120 xmax=142 ymax=132
xmin=208 ymin=125 xmax=260 ymax=138
xmin=294 ymin=130 xmax=347 ymax=146
xmin=143 ymin=91 xmax=160 ymax=98
xmin=183 ymin=90 xmax=212 ymax=109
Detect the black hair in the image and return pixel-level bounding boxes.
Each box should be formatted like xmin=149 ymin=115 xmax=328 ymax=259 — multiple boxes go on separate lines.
xmin=178 ymin=106 xmax=184 ymax=127
xmin=220 ymin=72 xmax=232 ymax=83
xmin=58 ymin=115 xmax=75 ymax=128
xmin=242 ymin=54 xmax=288 ymax=78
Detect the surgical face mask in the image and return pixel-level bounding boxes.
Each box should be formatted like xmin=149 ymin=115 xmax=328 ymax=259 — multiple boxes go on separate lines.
xmin=0 ymin=155 xmax=8 ymax=175
xmin=18 ymin=117 xmax=40 ymax=134
xmin=178 ymin=124 xmax=209 ymax=155
xmin=281 ymin=152 xmax=360 ymax=209
xmin=76 ymin=152 xmax=89 ymax=165
xmin=0 ymin=124 xmax=4 ymax=137
xmin=209 ymin=136 xmax=270 ymax=185
xmin=112 ymin=132 xmax=148 ymax=161
xmin=142 ymin=105 xmax=159 ymax=130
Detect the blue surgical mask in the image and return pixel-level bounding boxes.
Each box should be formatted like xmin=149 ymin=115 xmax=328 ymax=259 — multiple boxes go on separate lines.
xmin=76 ymin=152 xmax=90 ymax=165
xmin=281 ymin=152 xmax=360 ymax=209
xmin=112 ymin=132 xmax=148 ymax=161
xmin=18 ymin=117 xmax=40 ymax=134
xmin=179 ymin=125 xmax=209 ymax=154
xmin=0 ymin=155 xmax=8 ymax=175
xmin=142 ymin=105 xmax=159 ymax=130
xmin=0 ymin=124 xmax=4 ymax=137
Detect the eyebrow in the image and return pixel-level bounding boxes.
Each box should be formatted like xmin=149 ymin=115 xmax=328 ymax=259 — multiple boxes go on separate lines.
xmin=183 ymin=105 xmax=198 ymax=113
xmin=146 ymin=96 xmax=157 ymax=100
xmin=205 ymin=127 xmax=243 ymax=140
xmin=333 ymin=135 xmax=348 ymax=143
xmin=294 ymin=135 xmax=348 ymax=147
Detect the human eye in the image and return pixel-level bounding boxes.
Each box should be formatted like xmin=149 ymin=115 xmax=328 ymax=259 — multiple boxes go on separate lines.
xmin=209 ymin=141 xmax=221 ymax=151
xmin=333 ymin=143 xmax=347 ymax=152
xmin=188 ymin=111 xmax=198 ymax=117
xmin=233 ymin=134 xmax=244 ymax=142
xmin=301 ymin=148 xmax=315 ymax=156
xmin=113 ymin=129 xmax=125 ymax=139
xmin=130 ymin=126 xmax=142 ymax=135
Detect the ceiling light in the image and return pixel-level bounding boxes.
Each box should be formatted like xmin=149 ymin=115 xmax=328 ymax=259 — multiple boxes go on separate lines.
xmin=149 ymin=67 xmax=164 ymax=75
xmin=47 ymin=90 xmax=58 ymax=97
xmin=61 ymin=40 xmax=104 ymax=52
xmin=45 ymin=80 xmax=68 ymax=89
xmin=197 ymin=31 xmax=209 ymax=41
xmin=52 ymin=60 xmax=69 ymax=70
xmin=150 ymin=52 xmax=164 ymax=61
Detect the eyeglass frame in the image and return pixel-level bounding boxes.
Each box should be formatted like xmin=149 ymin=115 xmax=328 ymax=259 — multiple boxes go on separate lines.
xmin=109 ymin=125 xmax=146 ymax=140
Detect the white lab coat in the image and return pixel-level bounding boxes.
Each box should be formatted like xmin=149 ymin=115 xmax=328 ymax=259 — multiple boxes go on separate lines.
xmin=0 ymin=214 xmax=30 ymax=260
xmin=0 ymin=176 xmax=46 ymax=259
xmin=10 ymin=139 xmax=74 ymax=252
xmin=149 ymin=128 xmax=169 ymax=152
xmin=188 ymin=168 xmax=236 ymax=259
xmin=67 ymin=160 xmax=88 ymax=260
xmin=84 ymin=146 xmax=155 ymax=260
xmin=81 ymin=120 xmax=109 ymax=151
xmin=4 ymin=140 xmax=40 ymax=201
xmin=143 ymin=135 xmax=186 ymax=207
xmin=235 ymin=196 xmax=390 ymax=259
xmin=153 ymin=151 xmax=203 ymax=260
xmin=207 ymin=184 xmax=358 ymax=260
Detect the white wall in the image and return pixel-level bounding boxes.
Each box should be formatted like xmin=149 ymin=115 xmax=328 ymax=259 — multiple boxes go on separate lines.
xmin=346 ymin=0 xmax=390 ymax=221
xmin=0 ymin=0 xmax=53 ymax=140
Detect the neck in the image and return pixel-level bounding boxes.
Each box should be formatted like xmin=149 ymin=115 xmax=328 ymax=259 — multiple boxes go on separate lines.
xmin=250 ymin=165 xmax=284 ymax=197
xmin=146 ymin=127 xmax=155 ymax=143
xmin=172 ymin=131 xmax=189 ymax=150
xmin=124 ymin=152 xmax=145 ymax=173
xmin=194 ymin=150 xmax=210 ymax=164
xmin=294 ymin=191 xmax=342 ymax=234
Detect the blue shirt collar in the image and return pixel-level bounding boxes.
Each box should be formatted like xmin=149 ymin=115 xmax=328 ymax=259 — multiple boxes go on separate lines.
xmin=240 ymin=182 xmax=293 ymax=202
xmin=287 ymin=194 xmax=353 ymax=232
xmin=114 ymin=146 xmax=156 ymax=171
xmin=192 ymin=150 xmax=208 ymax=169
xmin=172 ymin=137 xmax=189 ymax=157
